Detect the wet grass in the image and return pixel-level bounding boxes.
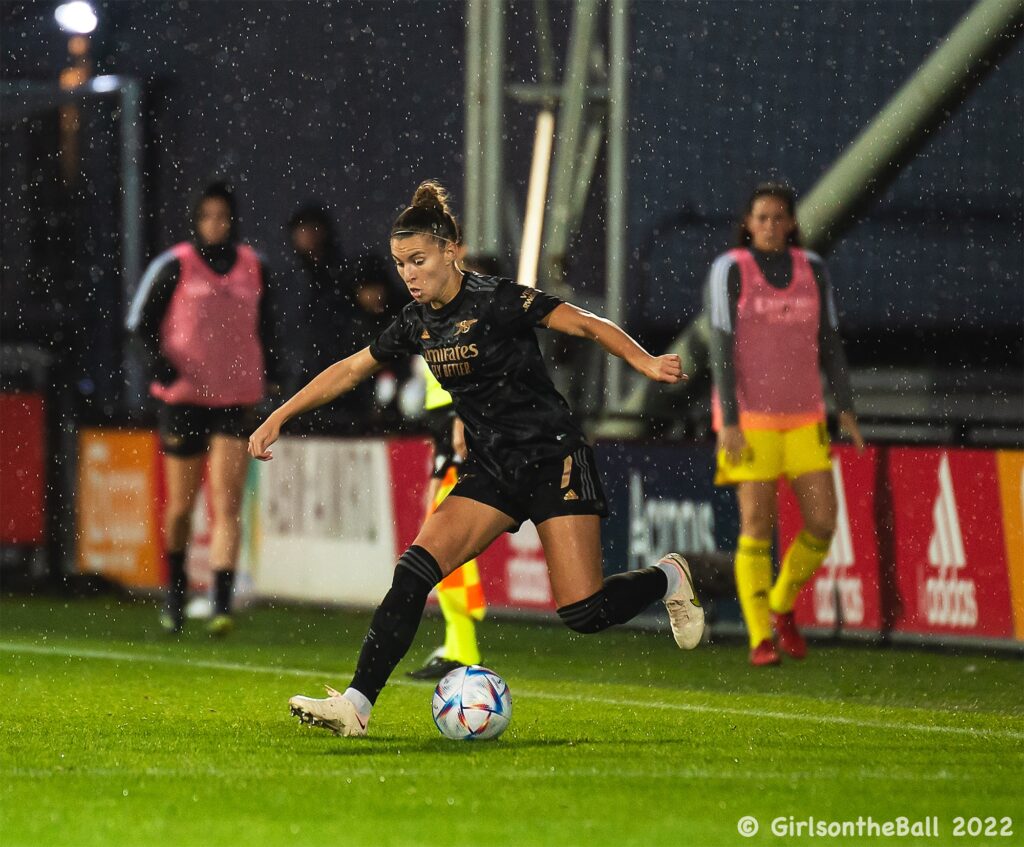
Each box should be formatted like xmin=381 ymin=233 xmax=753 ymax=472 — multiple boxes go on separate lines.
xmin=1 ymin=597 xmax=1022 ymax=847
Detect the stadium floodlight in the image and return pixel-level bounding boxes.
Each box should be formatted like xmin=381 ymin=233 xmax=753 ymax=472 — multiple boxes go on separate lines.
xmin=54 ymin=1 xmax=98 ymax=34
xmin=90 ymin=75 xmax=119 ymax=93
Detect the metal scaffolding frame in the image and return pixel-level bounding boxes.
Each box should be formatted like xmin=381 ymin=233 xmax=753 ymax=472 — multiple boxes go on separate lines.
xmin=464 ymin=0 xmax=630 ymax=410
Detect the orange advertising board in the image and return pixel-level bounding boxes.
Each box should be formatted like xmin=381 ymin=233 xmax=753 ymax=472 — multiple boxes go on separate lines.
xmin=996 ymin=451 xmax=1024 ymax=641
xmin=76 ymin=429 xmax=165 ymax=588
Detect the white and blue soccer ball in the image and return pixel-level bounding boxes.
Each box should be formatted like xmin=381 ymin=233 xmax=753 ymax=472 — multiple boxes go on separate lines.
xmin=432 ymin=665 xmax=512 ymax=741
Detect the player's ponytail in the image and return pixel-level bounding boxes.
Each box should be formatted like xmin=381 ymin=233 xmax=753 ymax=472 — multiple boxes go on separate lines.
xmin=392 ymin=180 xmax=461 ymax=247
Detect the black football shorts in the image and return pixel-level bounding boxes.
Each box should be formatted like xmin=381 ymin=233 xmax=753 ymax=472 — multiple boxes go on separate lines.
xmin=157 ymin=402 xmax=258 ymax=457
xmin=448 ymin=443 xmax=608 ymax=531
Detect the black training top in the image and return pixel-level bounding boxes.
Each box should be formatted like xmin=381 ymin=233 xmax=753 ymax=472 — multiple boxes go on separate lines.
xmin=370 ymin=272 xmax=584 ymax=483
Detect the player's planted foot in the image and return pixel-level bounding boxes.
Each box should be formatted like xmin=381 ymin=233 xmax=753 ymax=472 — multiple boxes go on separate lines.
xmin=207 ymin=614 xmax=234 ymax=637
xmin=749 ymin=638 xmax=781 ymax=667
xmin=159 ymin=596 xmax=184 ymax=634
xmin=772 ymin=611 xmax=807 ymax=659
xmin=407 ymin=654 xmax=466 ymax=680
xmin=289 ymin=686 xmax=369 ymax=737
xmin=659 ymin=553 xmax=705 ymax=649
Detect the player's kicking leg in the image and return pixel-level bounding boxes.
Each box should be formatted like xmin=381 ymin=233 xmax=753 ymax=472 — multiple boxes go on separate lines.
xmin=288 ymin=497 xmax=513 ymax=737
xmin=290 ymin=685 xmax=369 ymax=737
xmin=658 ymin=553 xmax=705 ymax=649
xmin=539 ymin=516 xmax=705 ymax=648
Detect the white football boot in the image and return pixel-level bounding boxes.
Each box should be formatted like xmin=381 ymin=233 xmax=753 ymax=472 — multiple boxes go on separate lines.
xmin=289 ymin=685 xmax=369 ymax=737
xmin=660 ymin=553 xmax=705 ymax=649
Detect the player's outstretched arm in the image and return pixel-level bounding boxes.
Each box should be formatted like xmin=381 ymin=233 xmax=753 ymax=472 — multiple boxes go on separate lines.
xmin=542 ymin=303 xmax=686 ymax=385
xmin=248 ymin=347 xmax=381 ymax=460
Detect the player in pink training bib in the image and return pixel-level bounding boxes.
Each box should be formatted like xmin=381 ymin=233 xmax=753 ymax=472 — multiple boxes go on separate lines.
xmin=126 ymin=181 xmax=279 ymax=636
xmin=704 ymin=182 xmax=864 ymax=666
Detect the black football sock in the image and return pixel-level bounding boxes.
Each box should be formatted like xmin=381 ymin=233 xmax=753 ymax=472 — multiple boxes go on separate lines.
xmin=166 ymin=550 xmax=187 ymax=605
xmin=213 ymin=569 xmax=236 ymax=616
xmin=557 ymin=567 xmax=668 ymax=633
xmin=349 ymin=546 xmax=442 ymax=704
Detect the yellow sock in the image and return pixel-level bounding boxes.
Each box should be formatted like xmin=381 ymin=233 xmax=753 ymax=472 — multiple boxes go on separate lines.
xmin=735 ymin=535 xmax=773 ymax=648
xmin=769 ymin=530 xmax=832 ymax=614
xmin=438 ymin=589 xmax=482 ymax=666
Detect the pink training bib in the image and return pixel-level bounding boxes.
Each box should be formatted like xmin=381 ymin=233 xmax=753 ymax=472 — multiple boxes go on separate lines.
xmin=714 ymin=247 xmax=825 ymax=431
xmin=151 ymin=242 xmax=266 ymax=406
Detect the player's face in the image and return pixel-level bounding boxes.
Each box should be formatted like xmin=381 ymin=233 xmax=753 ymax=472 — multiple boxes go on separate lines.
xmin=391 ymin=234 xmax=459 ymax=306
xmin=745 ymin=196 xmax=795 ymax=252
xmin=196 ymin=197 xmax=232 ymax=246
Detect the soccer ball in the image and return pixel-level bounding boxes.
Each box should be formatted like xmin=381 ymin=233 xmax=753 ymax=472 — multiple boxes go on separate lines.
xmin=431 ymin=665 xmax=512 ymax=741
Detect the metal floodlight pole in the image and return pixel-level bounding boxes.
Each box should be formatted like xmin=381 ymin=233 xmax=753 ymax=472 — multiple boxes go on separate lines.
xmin=119 ymin=78 xmax=144 ymax=304
xmin=569 ymin=119 xmax=605 ymax=236
xmin=463 ymin=0 xmax=484 ymax=254
xmin=517 ymin=109 xmax=556 ymax=287
xmin=605 ymin=0 xmax=628 ymax=411
xmin=533 ymin=0 xmax=556 ymax=86
xmin=481 ymin=0 xmax=505 ymax=258
xmin=543 ymin=0 xmax=601 ymax=267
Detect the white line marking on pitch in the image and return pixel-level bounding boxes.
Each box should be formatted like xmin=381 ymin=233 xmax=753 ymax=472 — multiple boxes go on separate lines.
xmin=0 ymin=765 xmax=961 ymax=782
xmin=2 ymin=641 xmax=1021 ymax=742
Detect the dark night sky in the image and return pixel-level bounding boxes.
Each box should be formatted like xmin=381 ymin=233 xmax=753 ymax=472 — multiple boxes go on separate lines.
xmin=3 ymin=0 xmax=1021 ymax=351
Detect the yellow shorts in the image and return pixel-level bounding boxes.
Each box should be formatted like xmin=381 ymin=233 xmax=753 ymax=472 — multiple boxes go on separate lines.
xmin=715 ymin=421 xmax=832 ymax=485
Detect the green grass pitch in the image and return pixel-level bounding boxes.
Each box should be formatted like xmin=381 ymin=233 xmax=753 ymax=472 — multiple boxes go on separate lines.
xmin=2 ymin=597 xmax=1022 ymax=847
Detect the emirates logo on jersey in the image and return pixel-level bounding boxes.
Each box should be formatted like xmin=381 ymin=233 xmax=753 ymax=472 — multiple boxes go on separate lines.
xmin=521 ymin=289 xmax=537 ymax=310
xmin=453 ymin=319 xmax=478 ymax=336
xmin=421 ymin=329 xmax=431 ymax=340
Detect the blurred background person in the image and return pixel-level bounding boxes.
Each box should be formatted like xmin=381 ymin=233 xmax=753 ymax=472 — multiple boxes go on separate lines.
xmin=281 ymin=209 xmax=407 ymax=434
xmin=704 ymin=182 xmax=864 ymax=667
xmin=280 ymin=203 xmax=363 ymax=434
xmin=126 ymin=181 xmax=279 ymax=635
xmin=347 ymin=253 xmax=409 ymax=433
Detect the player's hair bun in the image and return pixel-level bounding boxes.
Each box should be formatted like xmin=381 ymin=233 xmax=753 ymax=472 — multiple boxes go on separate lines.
xmin=411 ymin=180 xmax=452 ymax=216
xmin=393 ymin=180 xmax=461 ymax=245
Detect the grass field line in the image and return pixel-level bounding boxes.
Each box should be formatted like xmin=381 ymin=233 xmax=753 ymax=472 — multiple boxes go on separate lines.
xmin=4 ymin=640 xmax=1022 ymax=742
xmin=0 ymin=764 xmax=960 ymax=782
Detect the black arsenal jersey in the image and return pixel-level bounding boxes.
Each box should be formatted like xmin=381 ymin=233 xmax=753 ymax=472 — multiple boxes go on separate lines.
xmin=369 ymin=273 xmax=586 ymax=483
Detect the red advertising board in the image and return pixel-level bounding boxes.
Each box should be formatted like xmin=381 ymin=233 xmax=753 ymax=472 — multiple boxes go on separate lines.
xmin=388 ymin=437 xmax=434 ymax=552
xmin=888 ymin=448 xmax=1014 ymax=640
xmin=0 ymin=393 xmax=46 ymax=545
xmin=778 ymin=446 xmax=883 ymax=634
xmin=476 ymin=523 xmax=557 ymax=613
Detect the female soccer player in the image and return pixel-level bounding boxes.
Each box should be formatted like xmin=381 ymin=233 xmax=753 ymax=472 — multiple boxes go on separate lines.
xmin=127 ymin=181 xmax=278 ymax=635
xmin=248 ymin=180 xmax=704 ymax=736
xmin=704 ymin=182 xmax=864 ymax=666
